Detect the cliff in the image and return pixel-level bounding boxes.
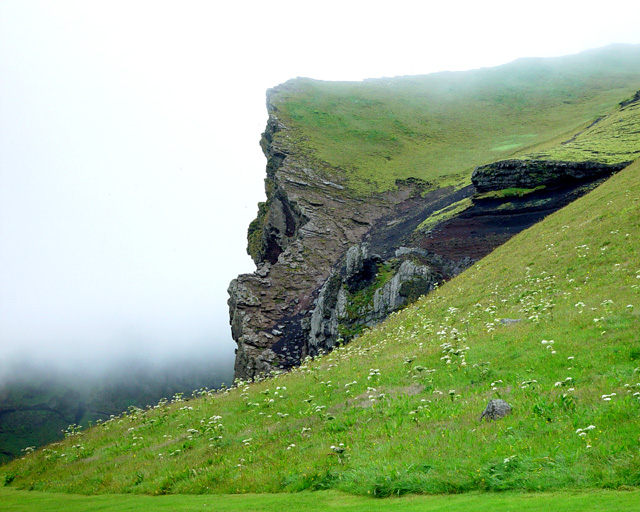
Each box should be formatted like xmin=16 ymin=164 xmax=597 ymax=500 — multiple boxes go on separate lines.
xmin=229 ymin=46 xmax=640 ymax=380
xmin=228 ymin=104 xmax=454 ymax=378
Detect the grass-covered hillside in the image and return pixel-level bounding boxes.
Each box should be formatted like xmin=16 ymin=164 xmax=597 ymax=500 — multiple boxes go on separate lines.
xmin=4 ymin=157 xmax=639 ymax=496
xmin=523 ymin=90 xmax=640 ymax=164
xmin=270 ymin=44 xmax=640 ymax=194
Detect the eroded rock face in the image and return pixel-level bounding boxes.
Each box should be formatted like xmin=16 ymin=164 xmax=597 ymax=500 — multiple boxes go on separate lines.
xmin=373 ymin=260 xmax=438 ymax=314
xmin=228 ymin=101 xmax=471 ymax=380
xmin=472 ymin=159 xmax=628 ymax=193
xmin=305 ymin=244 xmax=461 ymax=352
xmin=228 ymin=108 xmax=421 ymax=380
xmin=308 ymin=272 xmax=346 ymax=354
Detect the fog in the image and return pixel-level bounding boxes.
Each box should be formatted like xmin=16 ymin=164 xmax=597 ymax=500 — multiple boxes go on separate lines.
xmin=1 ymin=1 xmax=638 ymax=384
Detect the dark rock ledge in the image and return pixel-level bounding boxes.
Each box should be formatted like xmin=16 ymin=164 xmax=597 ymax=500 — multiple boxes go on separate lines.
xmin=472 ymin=159 xmax=629 ymax=193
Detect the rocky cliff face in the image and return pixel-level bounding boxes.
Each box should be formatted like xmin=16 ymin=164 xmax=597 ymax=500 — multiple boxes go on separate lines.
xmin=228 ymin=104 xmax=463 ymax=379
xmin=472 ymin=159 xmax=629 ymax=192
xmin=228 ymin=93 xmax=629 ymax=381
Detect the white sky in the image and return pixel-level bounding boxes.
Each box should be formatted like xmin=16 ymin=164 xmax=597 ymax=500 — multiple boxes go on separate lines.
xmin=1 ymin=0 xmax=638 ymax=374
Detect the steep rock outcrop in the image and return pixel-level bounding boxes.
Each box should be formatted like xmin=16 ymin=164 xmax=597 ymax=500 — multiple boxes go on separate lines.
xmin=228 ymin=97 xmax=472 ymax=380
xmin=472 ymin=159 xmax=629 ymax=193
xmin=306 ymin=245 xmax=454 ymax=349
xmin=228 ymin=106 xmax=425 ymax=379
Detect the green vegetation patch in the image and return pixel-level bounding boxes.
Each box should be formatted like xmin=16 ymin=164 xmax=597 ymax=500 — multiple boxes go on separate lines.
xmin=2 ymin=487 xmax=640 ymax=512
xmin=339 ymin=262 xmax=398 ymax=340
xmin=270 ymin=47 xmax=640 ymax=195
xmin=476 ymin=186 xmax=546 ymax=200
xmin=416 ymin=198 xmax=473 ymax=233
xmin=491 ymin=134 xmax=538 ymax=152
xmin=523 ymin=94 xmax=640 ymax=164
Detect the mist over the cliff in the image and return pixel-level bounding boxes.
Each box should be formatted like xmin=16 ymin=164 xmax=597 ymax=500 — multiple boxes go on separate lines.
xmin=0 ymin=336 xmax=235 ymax=463
xmin=0 ymin=3 xmax=267 ymax=381
xmin=0 ymin=328 xmax=236 ymax=387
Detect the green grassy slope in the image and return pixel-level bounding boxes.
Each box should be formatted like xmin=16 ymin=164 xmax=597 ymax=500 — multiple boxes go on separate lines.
xmin=523 ymin=92 xmax=640 ymax=164
xmin=271 ymin=44 xmax=640 ymax=194
xmin=4 ymin=158 xmax=640 ymax=496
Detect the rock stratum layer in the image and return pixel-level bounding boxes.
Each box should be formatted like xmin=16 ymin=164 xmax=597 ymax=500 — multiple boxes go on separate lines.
xmin=229 ymin=50 xmax=640 ymax=380
xmin=471 ymin=159 xmax=629 ymax=192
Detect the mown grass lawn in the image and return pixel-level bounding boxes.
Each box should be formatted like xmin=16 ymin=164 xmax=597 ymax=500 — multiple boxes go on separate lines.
xmin=2 ymin=487 xmax=639 ymax=512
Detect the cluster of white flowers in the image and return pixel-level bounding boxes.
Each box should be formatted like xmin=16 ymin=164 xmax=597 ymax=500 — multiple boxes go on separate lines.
xmin=439 ymin=341 xmax=469 ymax=366
xmin=624 ymin=382 xmax=640 ymax=402
xmin=409 ymin=399 xmax=431 ymax=419
xmin=541 ymin=339 xmax=556 ymax=354
xmin=62 ymin=424 xmax=83 ymax=438
xmin=554 ymin=377 xmax=573 ymax=387
xmin=448 ymin=389 xmax=460 ymax=401
xmin=575 ymin=244 xmax=590 ymax=258
xmin=344 ymin=381 xmax=357 ymax=394
xmin=330 ymin=442 xmax=350 ymax=463
xmin=576 ymin=425 xmax=596 ymax=449
xmin=206 ymin=415 xmax=224 ymax=446
xmin=503 ymin=455 xmax=517 ymax=465
xmin=330 ymin=443 xmax=345 ymax=453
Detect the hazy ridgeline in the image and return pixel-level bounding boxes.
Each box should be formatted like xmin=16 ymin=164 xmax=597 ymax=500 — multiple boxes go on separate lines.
xmin=0 ymin=350 xmax=234 ymax=463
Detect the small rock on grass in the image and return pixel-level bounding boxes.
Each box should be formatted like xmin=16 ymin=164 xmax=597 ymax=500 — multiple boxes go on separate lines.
xmin=480 ymin=399 xmax=512 ymax=421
